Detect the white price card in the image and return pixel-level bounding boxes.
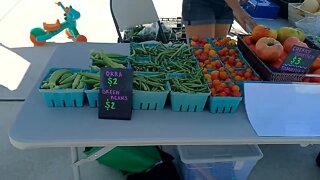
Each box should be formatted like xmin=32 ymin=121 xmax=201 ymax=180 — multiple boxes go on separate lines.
xmin=0 ymin=45 xmax=30 ymax=91
xmin=244 ymin=82 xmax=320 ymax=137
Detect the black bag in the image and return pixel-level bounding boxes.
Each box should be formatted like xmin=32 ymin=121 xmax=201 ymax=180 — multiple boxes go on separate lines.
xmin=127 ymin=147 xmax=181 ymax=180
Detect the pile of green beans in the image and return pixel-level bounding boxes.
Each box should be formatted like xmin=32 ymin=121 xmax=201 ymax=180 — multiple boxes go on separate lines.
xmin=131 ymin=43 xmax=166 ymax=57
xmin=133 ymin=73 xmax=167 ymax=91
xmin=155 ymin=43 xmax=195 ymax=63
xmin=130 ymin=42 xmax=199 ymax=73
xmin=162 ymin=57 xmax=198 ymax=74
xmin=170 ymin=77 xmax=209 ymax=93
xmin=131 ymin=42 xmax=195 ymax=63
xmin=129 ymin=57 xmax=162 ymax=72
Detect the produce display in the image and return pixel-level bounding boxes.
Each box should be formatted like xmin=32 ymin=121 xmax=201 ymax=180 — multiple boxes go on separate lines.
xmin=188 ymin=36 xmax=263 ymax=113
xmin=39 ymin=23 xmax=320 ymax=113
xmin=190 ymin=36 xmax=261 ymax=95
xmin=40 ymin=39 xmax=251 ymax=113
xmin=129 ymin=42 xmax=211 ymax=112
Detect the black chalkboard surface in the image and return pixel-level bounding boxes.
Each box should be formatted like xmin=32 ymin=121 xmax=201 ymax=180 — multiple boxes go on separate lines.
xmin=280 ymin=45 xmax=320 ymax=74
xmin=99 ymin=67 xmax=133 ymax=120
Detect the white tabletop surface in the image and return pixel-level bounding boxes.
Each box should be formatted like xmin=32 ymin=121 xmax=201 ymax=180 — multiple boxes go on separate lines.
xmin=9 ymin=43 xmax=320 ymax=150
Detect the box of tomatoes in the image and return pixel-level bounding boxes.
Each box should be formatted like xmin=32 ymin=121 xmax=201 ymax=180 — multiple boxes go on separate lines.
xmin=237 ymin=33 xmax=320 ymax=82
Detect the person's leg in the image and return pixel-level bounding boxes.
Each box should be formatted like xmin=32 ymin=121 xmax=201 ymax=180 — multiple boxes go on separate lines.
xmin=213 ymin=1 xmax=234 ymax=38
xmin=185 ymin=24 xmax=215 ymax=39
xmin=214 ymin=24 xmax=231 ymax=38
xmin=182 ymin=0 xmax=216 ymax=39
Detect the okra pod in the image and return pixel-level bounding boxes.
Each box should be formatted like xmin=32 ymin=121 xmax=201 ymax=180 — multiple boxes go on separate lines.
xmin=60 ymin=73 xmax=77 ymax=84
xmin=58 ymin=73 xmax=73 ymax=84
xmin=78 ymin=72 xmax=100 ymax=81
xmin=77 ymin=76 xmax=86 ymax=89
xmin=54 ymin=82 xmax=72 ymax=89
xmin=48 ymin=69 xmax=71 ymax=88
xmin=72 ymin=74 xmax=82 ymax=89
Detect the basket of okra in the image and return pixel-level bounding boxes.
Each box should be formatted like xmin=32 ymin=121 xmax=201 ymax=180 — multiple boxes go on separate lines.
xmin=39 ymin=68 xmax=88 ymax=107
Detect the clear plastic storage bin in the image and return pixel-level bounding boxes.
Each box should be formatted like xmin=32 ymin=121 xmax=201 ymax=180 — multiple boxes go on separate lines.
xmin=177 ymin=145 xmax=263 ymax=180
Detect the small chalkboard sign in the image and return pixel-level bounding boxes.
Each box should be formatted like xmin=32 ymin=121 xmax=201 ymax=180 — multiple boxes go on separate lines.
xmin=280 ymin=45 xmax=320 ymax=74
xmin=99 ymin=67 xmax=133 ymax=120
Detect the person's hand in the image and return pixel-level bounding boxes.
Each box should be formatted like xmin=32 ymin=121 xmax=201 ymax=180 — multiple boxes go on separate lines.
xmin=234 ymin=9 xmax=257 ymax=31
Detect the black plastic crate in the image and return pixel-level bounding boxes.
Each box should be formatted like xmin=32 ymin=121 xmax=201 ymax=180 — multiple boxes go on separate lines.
xmin=270 ymin=0 xmax=304 ymax=19
xmin=160 ymin=17 xmax=187 ymax=43
xmin=306 ymin=37 xmax=320 ymax=51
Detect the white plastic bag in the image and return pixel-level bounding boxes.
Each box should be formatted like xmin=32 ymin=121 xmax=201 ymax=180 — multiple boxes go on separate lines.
xmin=137 ymin=22 xmax=159 ymax=41
xmin=295 ymin=16 xmax=320 ymax=36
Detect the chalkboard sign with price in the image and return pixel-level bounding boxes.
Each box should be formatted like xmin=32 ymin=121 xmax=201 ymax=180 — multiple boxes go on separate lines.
xmin=99 ymin=67 xmax=133 ymax=120
xmin=280 ymin=45 xmax=320 ymax=74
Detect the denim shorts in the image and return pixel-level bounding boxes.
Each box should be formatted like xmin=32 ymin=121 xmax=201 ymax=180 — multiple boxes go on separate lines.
xmin=182 ymin=0 xmax=234 ymax=25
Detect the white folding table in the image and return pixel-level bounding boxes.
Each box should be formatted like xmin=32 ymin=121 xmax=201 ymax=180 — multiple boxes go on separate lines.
xmin=8 ymin=42 xmax=320 ymax=180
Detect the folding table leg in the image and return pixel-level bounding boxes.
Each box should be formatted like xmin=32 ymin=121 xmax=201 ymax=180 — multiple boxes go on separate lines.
xmin=70 ymin=146 xmax=116 ymax=180
xmin=71 ymin=147 xmax=81 ymax=180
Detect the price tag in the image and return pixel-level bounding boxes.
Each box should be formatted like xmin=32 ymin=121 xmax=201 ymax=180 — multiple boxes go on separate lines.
xmin=99 ymin=67 xmax=133 ymax=120
xmin=280 ymin=45 xmax=320 ymax=74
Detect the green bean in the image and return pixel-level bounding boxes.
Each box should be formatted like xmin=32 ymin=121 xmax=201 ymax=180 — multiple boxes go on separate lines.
xmin=169 ymin=77 xmax=208 ymax=93
xmin=133 ymin=73 xmax=167 ymax=92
